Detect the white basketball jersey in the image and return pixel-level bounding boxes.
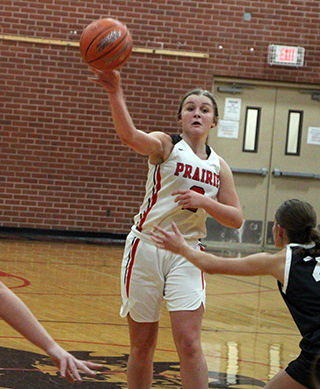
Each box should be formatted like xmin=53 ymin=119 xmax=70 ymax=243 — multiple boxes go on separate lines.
xmin=133 ymin=137 xmax=220 ymax=240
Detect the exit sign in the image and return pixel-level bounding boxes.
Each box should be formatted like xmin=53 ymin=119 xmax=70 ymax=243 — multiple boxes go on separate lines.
xmin=268 ymin=44 xmax=305 ymax=67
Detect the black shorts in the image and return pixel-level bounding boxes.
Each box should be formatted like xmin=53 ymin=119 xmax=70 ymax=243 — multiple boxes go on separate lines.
xmin=286 ymin=350 xmax=319 ymax=388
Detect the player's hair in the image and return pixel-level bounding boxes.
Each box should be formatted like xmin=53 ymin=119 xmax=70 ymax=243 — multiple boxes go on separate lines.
xmin=275 ymin=198 xmax=320 ymax=256
xmin=177 ymin=89 xmax=219 ymax=124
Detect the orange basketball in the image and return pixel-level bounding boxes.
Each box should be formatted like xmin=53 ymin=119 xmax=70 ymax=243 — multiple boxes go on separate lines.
xmin=79 ymin=18 xmax=133 ymax=71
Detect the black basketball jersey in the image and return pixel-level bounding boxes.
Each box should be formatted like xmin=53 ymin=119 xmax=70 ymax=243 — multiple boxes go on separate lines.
xmin=278 ymin=243 xmax=320 ymax=352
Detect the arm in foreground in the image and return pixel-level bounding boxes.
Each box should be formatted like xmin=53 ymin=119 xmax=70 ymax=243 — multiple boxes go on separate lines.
xmin=0 ymin=282 xmax=102 ymax=383
xmin=150 ymin=222 xmax=285 ymax=282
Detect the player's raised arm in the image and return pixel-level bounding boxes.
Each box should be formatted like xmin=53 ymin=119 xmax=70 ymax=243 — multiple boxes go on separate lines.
xmin=81 ymin=19 xmax=167 ymax=158
xmin=89 ymin=70 xmax=173 ymax=162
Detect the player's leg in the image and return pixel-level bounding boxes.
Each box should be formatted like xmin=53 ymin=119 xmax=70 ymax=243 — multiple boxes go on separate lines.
xmin=126 ymin=314 xmax=159 ymax=389
xmin=120 ymin=234 xmax=162 ymax=388
xmin=266 ymin=350 xmax=318 ymax=389
xmin=264 ymin=369 xmax=308 ymax=389
xmin=264 ymin=370 xmax=308 ymax=389
xmin=170 ymin=306 xmax=208 ymax=389
xmin=311 ymin=352 xmax=320 ymax=389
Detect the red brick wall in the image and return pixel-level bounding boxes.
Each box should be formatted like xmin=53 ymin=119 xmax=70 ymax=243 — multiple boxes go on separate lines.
xmin=1 ymin=0 xmax=319 ymax=234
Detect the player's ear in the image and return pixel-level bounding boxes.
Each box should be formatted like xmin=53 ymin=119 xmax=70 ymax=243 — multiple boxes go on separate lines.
xmin=211 ymin=116 xmax=219 ymax=128
xmin=277 ymin=224 xmax=284 ymax=238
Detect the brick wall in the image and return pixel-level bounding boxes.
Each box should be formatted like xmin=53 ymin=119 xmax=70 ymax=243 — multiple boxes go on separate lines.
xmin=1 ymin=0 xmax=319 ymax=235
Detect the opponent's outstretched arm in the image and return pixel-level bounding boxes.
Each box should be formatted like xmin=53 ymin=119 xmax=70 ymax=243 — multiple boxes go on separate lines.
xmin=0 ymin=282 xmax=102 ymax=383
xmin=150 ymin=222 xmax=284 ymax=282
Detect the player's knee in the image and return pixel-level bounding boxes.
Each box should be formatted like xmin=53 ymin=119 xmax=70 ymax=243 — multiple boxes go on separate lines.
xmin=176 ymin=336 xmax=202 ymax=360
xmin=130 ymin=342 xmax=155 ymax=362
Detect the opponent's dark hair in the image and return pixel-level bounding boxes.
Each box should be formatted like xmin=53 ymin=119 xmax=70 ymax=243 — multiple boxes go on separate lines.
xmin=275 ymin=198 xmax=320 ymax=256
xmin=177 ymin=89 xmax=219 ymax=124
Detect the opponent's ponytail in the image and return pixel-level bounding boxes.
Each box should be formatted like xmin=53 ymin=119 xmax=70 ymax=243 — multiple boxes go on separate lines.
xmin=275 ymin=198 xmax=320 ymax=256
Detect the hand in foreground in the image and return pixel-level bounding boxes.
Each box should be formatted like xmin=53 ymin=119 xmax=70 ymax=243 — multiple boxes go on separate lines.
xmin=150 ymin=222 xmax=187 ymax=255
xmin=47 ymin=343 xmax=103 ymax=383
xmin=88 ymin=67 xmax=121 ymax=93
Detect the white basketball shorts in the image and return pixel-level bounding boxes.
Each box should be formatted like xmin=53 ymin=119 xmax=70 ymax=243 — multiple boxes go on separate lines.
xmin=120 ymin=230 xmax=206 ymax=323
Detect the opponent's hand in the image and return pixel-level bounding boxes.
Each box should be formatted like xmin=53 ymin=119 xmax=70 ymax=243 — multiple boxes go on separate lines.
xmin=47 ymin=343 xmax=103 ymax=383
xmin=88 ymin=68 xmax=121 ymax=93
xmin=150 ymin=222 xmax=187 ymax=255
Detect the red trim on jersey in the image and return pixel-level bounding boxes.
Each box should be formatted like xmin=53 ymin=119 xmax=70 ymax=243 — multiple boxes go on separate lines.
xmin=126 ymin=238 xmax=140 ymax=297
xmin=199 ymin=243 xmax=205 ymax=290
xmin=137 ymin=165 xmax=162 ymax=232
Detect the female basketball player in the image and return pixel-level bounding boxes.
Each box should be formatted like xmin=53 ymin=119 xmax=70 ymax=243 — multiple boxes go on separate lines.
xmin=89 ymin=69 xmax=243 ymax=389
xmin=0 ymin=281 xmax=101 ymax=383
xmin=151 ymin=198 xmax=320 ymax=389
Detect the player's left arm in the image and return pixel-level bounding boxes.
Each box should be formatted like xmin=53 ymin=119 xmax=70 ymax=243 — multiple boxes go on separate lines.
xmin=173 ymin=157 xmax=242 ymax=228
xmin=210 ymin=156 xmax=243 ymax=228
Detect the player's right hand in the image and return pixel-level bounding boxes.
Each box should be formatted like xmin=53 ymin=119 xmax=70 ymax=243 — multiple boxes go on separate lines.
xmin=47 ymin=343 xmax=103 ymax=383
xmin=88 ymin=68 xmax=121 ymax=93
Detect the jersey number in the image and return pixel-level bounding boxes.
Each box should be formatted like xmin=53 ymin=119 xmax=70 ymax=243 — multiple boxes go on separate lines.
xmin=185 ymin=185 xmax=205 ymax=213
xmin=312 ymin=261 xmax=320 ymax=282
xmin=304 ymin=256 xmax=320 ymax=282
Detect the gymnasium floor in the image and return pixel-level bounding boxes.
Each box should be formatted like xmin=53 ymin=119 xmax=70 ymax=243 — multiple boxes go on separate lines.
xmin=0 ymin=238 xmax=300 ymax=389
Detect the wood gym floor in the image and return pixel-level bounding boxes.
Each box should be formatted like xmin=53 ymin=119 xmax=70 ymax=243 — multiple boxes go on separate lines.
xmin=0 ymin=238 xmax=301 ymax=389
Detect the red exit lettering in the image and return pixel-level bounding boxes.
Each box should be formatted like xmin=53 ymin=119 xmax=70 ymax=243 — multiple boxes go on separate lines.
xmin=279 ymin=47 xmax=296 ymax=62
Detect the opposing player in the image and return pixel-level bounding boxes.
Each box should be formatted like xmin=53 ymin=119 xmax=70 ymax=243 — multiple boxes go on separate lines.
xmin=89 ymin=69 xmax=243 ymax=389
xmin=151 ymin=198 xmax=320 ymax=389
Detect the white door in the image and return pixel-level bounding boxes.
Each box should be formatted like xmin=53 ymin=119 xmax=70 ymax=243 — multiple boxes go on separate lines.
xmin=204 ymin=78 xmax=320 ymax=250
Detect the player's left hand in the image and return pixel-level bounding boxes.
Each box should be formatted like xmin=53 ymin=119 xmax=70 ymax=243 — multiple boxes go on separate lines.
xmin=172 ymin=189 xmax=204 ymax=210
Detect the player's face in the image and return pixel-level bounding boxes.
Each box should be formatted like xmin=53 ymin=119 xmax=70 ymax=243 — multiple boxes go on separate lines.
xmin=179 ymin=95 xmax=216 ymax=136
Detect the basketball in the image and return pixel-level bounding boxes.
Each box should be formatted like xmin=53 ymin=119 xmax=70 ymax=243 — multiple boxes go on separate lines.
xmin=79 ymin=18 xmax=133 ymax=71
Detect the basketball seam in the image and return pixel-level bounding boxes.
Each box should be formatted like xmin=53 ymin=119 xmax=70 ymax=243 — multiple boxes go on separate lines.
xmin=86 ymin=29 xmax=128 ymax=64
